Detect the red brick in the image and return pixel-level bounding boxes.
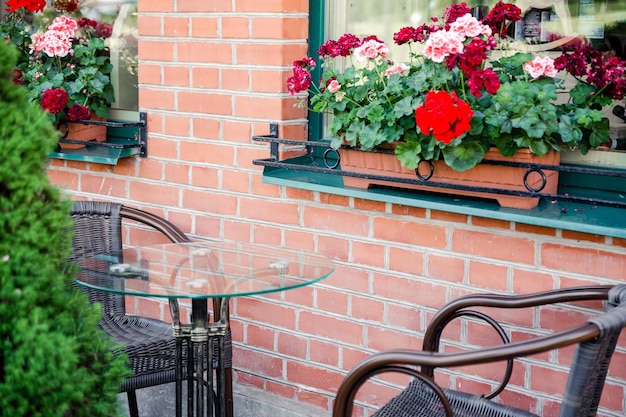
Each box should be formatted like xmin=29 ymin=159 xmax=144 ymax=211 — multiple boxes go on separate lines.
xmin=178 ymin=91 xmax=232 ymax=114
xmin=129 ymin=182 xmax=179 ymax=206
xmin=373 ymin=273 xmax=447 ymax=309
xmin=223 ymin=219 xmax=252 ymax=242
xmin=182 ymin=189 xmax=237 ymax=215
xmin=163 ymin=17 xmax=190 ymax=36
xmin=430 ymin=209 xmax=467 ymax=223
xmin=367 ymin=325 xmax=421 ymax=351
xmin=286 ymin=360 xmax=345 ymax=392
xmin=298 ymin=311 xmax=364 ymax=345
xmin=137 ymin=15 xmax=161 ymax=36
xmin=514 ymin=222 xmax=557 ymax=236
xmin=277 ymin=331 xmax=307 ymax=359
xmin=138 ymin=64 xmax=161 ymax=84
xmin=163 ymin=162 xmax=191 ymax=185
xmin=191 ymin=17 xmax=219 ymax=38
xmin=428 ymin=254 xmax=465 ymax=283
xmin=252 ymin=69 xmax=293 ymax=94
xmin=235 ymin=347 xmax=283 ymax=378
xmin=469 ymin=260 xmax=509 ymax=291
xmin=302 ymin=206 xmax=370 ymax=237
xmin=235 ymin=0 xmax=308 ymax=13
xmin=352 ymin=240 xmax=386 ymax=269
xmin=387 ymin=303 xmax=423 ymax=331
xmin=222 ymin=17 xmax=250 ymax=38
xmin=137 ymin=0 xmax=173 ymax=12
xmin=252 ymin=17 xmax=308 ymax=40
xmin=452 ymin=229 xmax=536 ymax=264
xmin=178 ymin=42 xmax=233 ymax=63
xmin=222 ymin=68 xmax=250 ymax=91
xmin=350 ymin=295 xmax=384 ymax=323
xmin=511 ymin=268 xmax=555 ymax=294
xmin=178 ymin=0 xmax=232 ymax=12
xmin=163 ymin=66 xmax=190 ymax=87
xmin=236 ymin=43 xmax=306 ymax=66
xmin=246 ymin=323 xmax=275 ymax=351
xmin=388 ymin=246 xmax=425 ymax=276
xmin=309 ymin=339 xmax=340 ymax=366
xmin=138 ymin=40 xmax=175 ymax=61
xmin=541 ymin=243 xmax=626 ymax=280
xmin=239 ymin=197 xmax=300 ymax=225
xmin=237 ymin=298 xmax=296 ymax=329
xmin=139 ymin=88 xmax=176 ymax=110
xmin=316 ymin=287 xmax=349 ymax=316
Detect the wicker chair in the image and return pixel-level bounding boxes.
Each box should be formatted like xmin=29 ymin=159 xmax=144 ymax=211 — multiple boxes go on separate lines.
xmin=69 ymin=201 xmax=233 ymax=417
xmin=333 ymin=285 xmax=626 ymax=417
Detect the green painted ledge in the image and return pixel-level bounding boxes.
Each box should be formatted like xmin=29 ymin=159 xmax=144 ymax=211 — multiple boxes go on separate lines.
xmin=260 ymin=156 xmax=626 ymax=239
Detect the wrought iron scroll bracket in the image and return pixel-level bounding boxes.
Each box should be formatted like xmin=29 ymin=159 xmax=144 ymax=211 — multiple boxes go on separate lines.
xmin=57 ymin=111 xmax=148 ymax=157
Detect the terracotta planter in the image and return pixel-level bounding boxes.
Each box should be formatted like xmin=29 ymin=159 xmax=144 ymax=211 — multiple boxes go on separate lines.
xmin=338 ymin=148 xmax=560 ymax=209
xmin=57 ymin=117 xmax=107 ymax=149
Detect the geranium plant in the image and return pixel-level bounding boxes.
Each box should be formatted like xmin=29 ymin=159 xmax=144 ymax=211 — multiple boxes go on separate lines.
xmin=1 ymin=0 xmax=114 ymax=126
xmin=288 ymin=2 xmax=626 ymax=172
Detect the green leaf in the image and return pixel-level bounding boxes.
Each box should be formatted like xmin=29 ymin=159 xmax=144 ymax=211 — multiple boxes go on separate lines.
xmin=395 ymin=140 xmax=422 ymax=169
xmin=358 ymin=122 xmax=382 ymax=149
xmin=569 ymin=83 xmax=597 ymax=106
xmin=442 ymin=141 xmax=485 ymax=171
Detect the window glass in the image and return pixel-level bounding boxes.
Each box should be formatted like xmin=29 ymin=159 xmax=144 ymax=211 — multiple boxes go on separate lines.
xmin=323 ymin=0 xmax=626 ymax=166
xmin=80 ymin=0 xmax=138 ymax=112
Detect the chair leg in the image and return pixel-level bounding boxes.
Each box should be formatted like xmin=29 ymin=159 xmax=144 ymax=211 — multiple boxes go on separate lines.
xmin=127 ymin=390 xmax=139 ymax=417
xmin=225 ymin=367 xmax=233 ymax=417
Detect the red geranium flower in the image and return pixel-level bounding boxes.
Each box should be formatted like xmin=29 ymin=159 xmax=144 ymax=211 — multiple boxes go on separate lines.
xmin=4 ymin=0 xmax=45 ymax=13
xmin=414 ymin=91 xmax=473 ymax=144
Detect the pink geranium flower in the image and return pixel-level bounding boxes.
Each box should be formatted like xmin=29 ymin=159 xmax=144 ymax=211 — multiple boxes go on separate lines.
xmin=449 ymin=14 xmax=491 ymax=38
xmin=524 ymin=56 xmax=557 ymax=79
xmin=423 ymin=30 xmax=464 ymax=63
xmin=354 ymin=39 xmax=389 ymax=62
xmin=385 ymin=63 xmax=410 ymax=78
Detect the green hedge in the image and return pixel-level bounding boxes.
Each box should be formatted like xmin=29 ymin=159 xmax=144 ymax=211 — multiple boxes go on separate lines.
xmin=0 ymin=39 xmax=129 ymax=417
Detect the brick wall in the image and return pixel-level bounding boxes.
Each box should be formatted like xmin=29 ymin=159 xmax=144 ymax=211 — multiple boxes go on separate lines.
xmin=46 ymin=0 xmax=626 ymax=415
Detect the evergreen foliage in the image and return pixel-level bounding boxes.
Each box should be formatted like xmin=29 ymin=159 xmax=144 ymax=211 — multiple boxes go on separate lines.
xmin=0 ymin=39 xmax=129 ymax=417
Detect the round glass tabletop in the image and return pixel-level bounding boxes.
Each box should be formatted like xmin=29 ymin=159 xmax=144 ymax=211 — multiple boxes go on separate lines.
xmin=76 ymin=241 xmax=335 ymax=299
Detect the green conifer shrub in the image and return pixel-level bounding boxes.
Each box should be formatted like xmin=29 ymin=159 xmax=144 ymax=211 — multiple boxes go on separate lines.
xmin=0 ymin=39 xmax=129 ymax=417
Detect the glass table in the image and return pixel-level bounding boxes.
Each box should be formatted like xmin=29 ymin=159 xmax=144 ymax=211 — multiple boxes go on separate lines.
xmin=75 ymin=241 xmax=335 ymax=417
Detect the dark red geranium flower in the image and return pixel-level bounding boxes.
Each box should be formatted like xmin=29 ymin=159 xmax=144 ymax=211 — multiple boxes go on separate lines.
xmin=12 ymin=68 xmax=24 ymax=85
xmin=40 ymin=88 xmax=69 ymax=114
xmin=77 ymin=18 xmax=98 ymax=29
xmin=482 ymin=1 xmax=521 ymax=38
xmin=394 ymin=27 xmax=416 ymax=45
xmin=66 ymin=104 xmax=91 ymax=121
xmin=444 ymin=2 xmax=471 ymax=25
xmin=467 ymin=68 xmax=501 ymax=97
xmin=287 ymin=59 xmax=315 ymax=95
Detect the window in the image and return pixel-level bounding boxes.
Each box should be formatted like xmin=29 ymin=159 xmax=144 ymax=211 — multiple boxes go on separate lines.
xmin=251 ymin=0 xmax=626 ymax=236
xmin=315 ymin=0 xmax=626 ymax=167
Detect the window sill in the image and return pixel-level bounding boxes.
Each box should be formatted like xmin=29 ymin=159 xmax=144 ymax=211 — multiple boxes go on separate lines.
xmin=48 ymin=112 xmax=146 ymax=165
xmin=253 ymin=128 xmax=626 ymax=239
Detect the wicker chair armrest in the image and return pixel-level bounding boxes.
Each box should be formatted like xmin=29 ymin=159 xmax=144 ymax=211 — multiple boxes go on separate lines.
xmin=332 ymin=323 xmax=600 ymax=417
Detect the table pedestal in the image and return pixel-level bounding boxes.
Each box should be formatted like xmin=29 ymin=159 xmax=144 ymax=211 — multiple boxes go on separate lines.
xmin=171 ymin=298 xmax=229 ymax=417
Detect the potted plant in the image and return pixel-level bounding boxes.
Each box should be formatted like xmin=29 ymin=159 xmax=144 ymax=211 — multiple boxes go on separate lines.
xmin=287 ymin=2 xmax=626 ymax=208
xmin=0 ymin=0 xmax=115 ymax=148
